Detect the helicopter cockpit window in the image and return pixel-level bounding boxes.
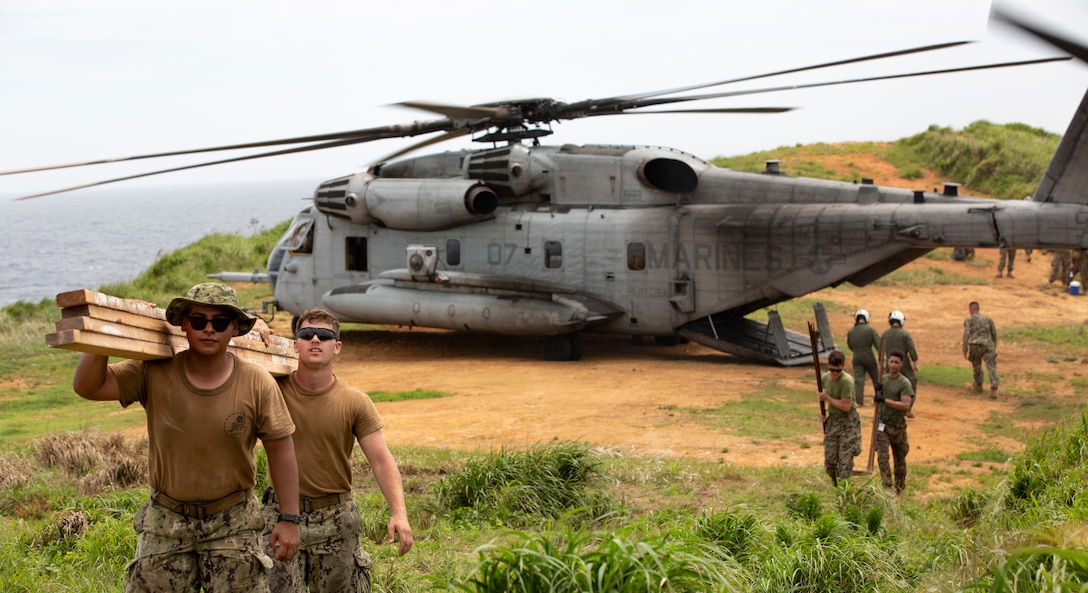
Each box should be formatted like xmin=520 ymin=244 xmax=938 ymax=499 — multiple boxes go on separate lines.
xmin=287 ymin=219 xmax=315 ymax=255
xmin=544 ymin=241 xmax=562 ymax=269
xmin=627 ymin=242 xmax=646 ymax=271
xmin=346 ymin=237 xmax=368 ymax=272
xmin=446 ymin=239 xmax=461 ymax=267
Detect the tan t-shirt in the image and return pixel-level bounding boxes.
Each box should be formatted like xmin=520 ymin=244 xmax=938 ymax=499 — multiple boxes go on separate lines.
xmin=113 ymin=352 xmax=295 ymax=502
xmin=277 ymin=374 xmax=384 ymax=498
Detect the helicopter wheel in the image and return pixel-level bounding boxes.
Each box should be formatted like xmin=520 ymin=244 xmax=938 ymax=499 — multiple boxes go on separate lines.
xmin=542 ymin=334 xmax=582 ymax=361
xmin=654 ymin=335 xmax=680 ymax=346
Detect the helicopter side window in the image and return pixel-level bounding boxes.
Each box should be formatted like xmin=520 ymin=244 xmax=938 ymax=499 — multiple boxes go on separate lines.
xmin=346 ymin=237 xmax=368 ymax=272
xmin=544 ymin=240 xmax=562 ymax=269
xmin=446 ymin=239 xmax=461 ymax=267
xmin=627 ymin=242 xmax=646 ymax=271
xmin=287 ymin=219 xmax=315 ymax=254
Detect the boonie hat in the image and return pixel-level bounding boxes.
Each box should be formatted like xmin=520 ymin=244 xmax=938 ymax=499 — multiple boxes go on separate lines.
xmin=165 ymin=282 xmax=256 ymax=335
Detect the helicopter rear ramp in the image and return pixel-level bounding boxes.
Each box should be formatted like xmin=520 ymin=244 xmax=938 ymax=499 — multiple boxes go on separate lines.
xmin=678 ymin=303 xmax=836 ymax=366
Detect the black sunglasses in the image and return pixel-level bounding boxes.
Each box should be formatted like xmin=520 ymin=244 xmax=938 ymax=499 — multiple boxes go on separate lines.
xmin=828 ymin=367 xmax=845 ymax=373
xmin=187 ymin=315 xmax=234 ymax=333
xmin=296 ymin=327 xmax=338 ymax=341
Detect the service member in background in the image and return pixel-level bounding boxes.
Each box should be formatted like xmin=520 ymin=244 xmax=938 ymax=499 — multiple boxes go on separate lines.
xmin=818 ymin=350 xmax=861 ymax=487
xmin=846 ymin=309 xmax=881 ymax=406
xmin=72 ymin=282 xmax=300 ymax=592
xmin=258 ymin=309 xmax=413 ymax=593
xmin=880 ymin=310 xmax=920 ymax=418
xmin=874 ymin=350 xmax=914 ymax=495
xmin=963 ymin=301 xmax=999 ymax=399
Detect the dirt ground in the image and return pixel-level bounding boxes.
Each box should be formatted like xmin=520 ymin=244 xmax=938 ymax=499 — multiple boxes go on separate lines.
xmin=321 ymin=250 xmax=1083 ymax=476
xmin=270 ymin=154 xmax=1086 ymax=494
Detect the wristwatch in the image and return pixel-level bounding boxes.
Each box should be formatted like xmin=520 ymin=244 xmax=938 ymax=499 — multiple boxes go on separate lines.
xmin=277 ymin=513 xmax=300 ymax=524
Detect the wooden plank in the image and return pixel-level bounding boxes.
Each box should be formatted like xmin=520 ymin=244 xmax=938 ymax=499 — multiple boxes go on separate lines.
xmin=47 ymin=330 xmax=175 ymax=360
xmin=56 ymin=289 xmax=166 ymax=319
xmin=61 ymin=304 xmax=175 ymax=333
xmin=55 ymin=316 xmax=177 ymax=346
xmin=46 ymin=330 xmax=295 ymax=376
xmin=50 ymin=289 xmax=298 ymax=376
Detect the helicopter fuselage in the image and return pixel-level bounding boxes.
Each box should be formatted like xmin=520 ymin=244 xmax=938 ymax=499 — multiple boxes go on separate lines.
xmin=265 ymin=143 xmax=1088 ymax=356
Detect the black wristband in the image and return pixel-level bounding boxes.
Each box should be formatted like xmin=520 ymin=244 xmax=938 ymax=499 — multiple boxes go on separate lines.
xmin=278 ymin=513 xmax=300 ymax=524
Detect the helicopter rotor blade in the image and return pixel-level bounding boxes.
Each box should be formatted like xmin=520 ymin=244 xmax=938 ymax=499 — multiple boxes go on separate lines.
xmin=369 ymin=129 xmax=473 ymax=167
xmin=597 ymin=40 xmax=973 ymax=105
xmin=14 ymin=136 xmax=392 ymax=200
xmin=0 ymin=118 xmax=463 ymax=177
xmin=622 ymin=107 xmax=794 ymax=114
xmin=395 ymin=101 xmax=508 ymax=120
xmin=605 ymin=56 xmax=1072 ymax=113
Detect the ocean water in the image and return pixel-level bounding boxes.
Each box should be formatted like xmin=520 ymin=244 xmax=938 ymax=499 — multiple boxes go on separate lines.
xmin=0 ymin=179 xmax=321 ymax=307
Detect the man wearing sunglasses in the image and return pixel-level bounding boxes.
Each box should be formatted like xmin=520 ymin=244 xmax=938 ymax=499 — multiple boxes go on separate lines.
xmin=72 ymin=282 xmax=301 ymax=592
xmin=258 ymin=308 xmax=413 ymax=593
xmin=817 ymin=350 xmax=861 ymax=487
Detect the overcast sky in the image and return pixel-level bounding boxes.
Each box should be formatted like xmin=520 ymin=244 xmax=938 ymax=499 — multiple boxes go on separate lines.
xmin=2 ymin=0 xmax=1087 ymax=197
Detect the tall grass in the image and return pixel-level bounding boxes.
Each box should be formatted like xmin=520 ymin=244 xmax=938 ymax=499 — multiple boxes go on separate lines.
xmin=429 ymin=441 xmax=613 ymax=527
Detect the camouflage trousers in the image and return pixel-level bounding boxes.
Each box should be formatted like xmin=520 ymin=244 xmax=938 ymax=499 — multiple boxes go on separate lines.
xmin=876 ymin=417 xmax=910 ymax=494
xmin=852 ymin=357 xmax=880 ymax=405
xmin=125 ymin=495 xmax=272 ymax=593
xmin=967 ymin=343 xmax=999 ymax=389
xmin=823 ymin=411 xmax=862 ymax=481
xmin=261 ymin=498 xmax=373 ymax=593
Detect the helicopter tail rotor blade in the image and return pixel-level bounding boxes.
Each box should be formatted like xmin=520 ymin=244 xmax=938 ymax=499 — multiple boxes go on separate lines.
xmin=992 ymin=7 xmax=1088 ymax=63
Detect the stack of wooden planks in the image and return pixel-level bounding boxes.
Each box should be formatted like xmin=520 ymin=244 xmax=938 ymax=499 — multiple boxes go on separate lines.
xmin=46 ymin=289 xmax=297 ymax=376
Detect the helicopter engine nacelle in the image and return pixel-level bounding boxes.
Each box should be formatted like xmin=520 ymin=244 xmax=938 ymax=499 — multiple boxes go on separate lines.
xmin=314 ymin=173 xmax=499 ymax=231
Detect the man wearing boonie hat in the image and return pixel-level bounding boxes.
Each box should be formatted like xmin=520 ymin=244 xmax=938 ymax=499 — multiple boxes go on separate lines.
xmin=73 ymin=282 xmax=302 ymax=592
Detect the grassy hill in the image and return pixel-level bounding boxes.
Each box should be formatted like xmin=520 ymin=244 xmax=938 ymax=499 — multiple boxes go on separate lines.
xmin=712 ymin=119 xmax=1060 ymax=200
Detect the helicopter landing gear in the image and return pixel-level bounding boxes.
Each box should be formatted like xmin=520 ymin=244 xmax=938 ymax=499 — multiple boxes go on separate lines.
xmin=542 ymin=333 xmax=584 ymax=361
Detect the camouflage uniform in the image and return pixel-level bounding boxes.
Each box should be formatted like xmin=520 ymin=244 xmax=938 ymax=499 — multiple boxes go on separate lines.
xmin=262 ymin=497 xmax=373 ymax=593
xmin=880 ymin=326 xmax=919 ymax=408
xmin=822 ymin=370 xmax=861 ymax=482
xmin=963 ymin=311 xmax=999 ymax=391
xmin=126 ymin=497 xmax=272 ymax=593
xmin=997 ymin=248 xmax=1017 ymax=277
xmin=1073 ymin=249 xmax=1088 ymax=286
xmin=847 ymin=321 xmax=880 ymax=405
xmin=876 ymin=373 xmax=913 ymax=494
xmin=1050 ymin=250 xmax=1072 ymax=286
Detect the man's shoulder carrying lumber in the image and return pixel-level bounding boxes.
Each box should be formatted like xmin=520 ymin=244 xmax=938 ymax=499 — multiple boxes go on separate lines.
xmin=46 ymin=289 xmax=298 ymax=377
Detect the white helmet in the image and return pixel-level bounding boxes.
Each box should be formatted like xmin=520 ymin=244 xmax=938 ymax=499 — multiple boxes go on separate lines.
xmin=889 ymin=310 xmax=905 ymax=324
xmin=854 ymin=309 xmax=870 ymax=322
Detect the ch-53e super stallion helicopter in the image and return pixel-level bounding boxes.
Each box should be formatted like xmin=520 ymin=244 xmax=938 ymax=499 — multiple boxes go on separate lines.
xmin=8 ymin=10 xmax=1088 ymax=365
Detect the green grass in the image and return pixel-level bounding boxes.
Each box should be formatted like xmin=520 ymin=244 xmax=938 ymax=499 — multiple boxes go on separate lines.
xmin=922 ymin=364 xmax=975 ymax=388
xmin=874 ymin=266 xmax=988 ymax=287
xmin=368 ymin=389 xmax=454 ymax=403
xmin=681 ymin=380 xmax=817 ymax=440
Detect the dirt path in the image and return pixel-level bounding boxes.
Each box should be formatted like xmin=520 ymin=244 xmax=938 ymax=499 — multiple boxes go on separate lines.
xmin=313 ymin=247 xmax=1085 ymax=492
